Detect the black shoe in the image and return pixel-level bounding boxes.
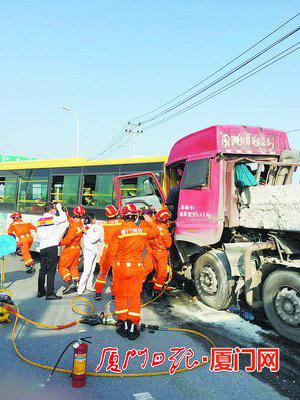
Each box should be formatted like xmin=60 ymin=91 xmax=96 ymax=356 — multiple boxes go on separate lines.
xmin=26 ymin=265 xmax=35 ymax=273
xmin=116 ymin=320 xmax=129 ymax=338
xmin=127 ymin=321 xmax=140 ymax=340
xmin=111 ymin=295 xmax=115 ymax=302
xmin=37 ymin=291 xmax=47 ymax=298
xmin=152 ymin=289 xmax=161 ymax=299
xmin=46 ymin=294 xmax=62 ymax=300
xmin=94 ymin=292 xmax=102 ymax=301
xmin=146 ymin=282 xmax=154 ymax=296
xmin=62 ymin=282 xmax=76 ymax=295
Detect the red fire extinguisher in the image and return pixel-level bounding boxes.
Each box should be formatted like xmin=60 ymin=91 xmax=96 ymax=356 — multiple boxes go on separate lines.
xmin=72 ymin=341 xmax=89 ymax=388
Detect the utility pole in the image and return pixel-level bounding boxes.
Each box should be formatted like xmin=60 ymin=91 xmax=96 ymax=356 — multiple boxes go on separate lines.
xmin=125 ymin=122 xmax=143 ymax=157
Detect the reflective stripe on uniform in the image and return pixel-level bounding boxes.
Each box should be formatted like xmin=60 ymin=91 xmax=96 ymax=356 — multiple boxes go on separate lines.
xmin=63 ymin=273 xmax=71 ymax=279
xmin=115 ymin=308 xmax=128 ymax=315
xmin=96 ymin=279 xmax=106 ymax=284
xmin=20 ymin=234 xmax=31 ymax=239
xmin=25 ymin=259 xmax=33 ymax=265
xmin=128 ymin=312 xmax=140 ymax=317
xmin=118 ymin=233 xmax=147 ymax=238
xmin=71 ymin=245 xmax=80 ymax=249
xmin=155 ymin=283 xmax=163 ymax=288
xmin=115 ymin=262 xmax=142 ymax=267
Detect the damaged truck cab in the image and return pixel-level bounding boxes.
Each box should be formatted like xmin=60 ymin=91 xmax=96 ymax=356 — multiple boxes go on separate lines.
xmin=115 ymin=125 xmax=300 ymax=343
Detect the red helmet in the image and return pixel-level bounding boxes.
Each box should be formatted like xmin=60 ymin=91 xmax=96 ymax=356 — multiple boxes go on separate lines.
xmin=122 ymin=203 xmax=138 ymax=215
xmin=72 ymin=206 xmax=85 ymax=216
xmin=156 ymin=209 xmax=170 ymax=223
xmin=105 ymin=204 xmax=119 ymax=219
xmin=11 ymin=212 xmax=21 ymax=220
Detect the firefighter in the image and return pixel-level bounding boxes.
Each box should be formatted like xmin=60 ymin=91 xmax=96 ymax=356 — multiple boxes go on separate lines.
xmin=7 ymin=212 xmax=37 ymax=273
xmin=77 ymin=213 xmax=103 ymax=295
xmin=58 ymin=206 xmax=85 ymax=294
xmin=93 ymin=204 xmax=123 ymax=301
xmin=109 ymin=203 xmax=159 ymax=340
xmin=150 ymin=209 xmax=172 ymax=297
xmin=140 ymin=209 xmax=156 ymax=286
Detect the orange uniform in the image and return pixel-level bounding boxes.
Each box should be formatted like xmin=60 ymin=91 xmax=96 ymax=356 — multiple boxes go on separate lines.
xmin=58 ymin=216 xmax=84 ymax=283
xmin=150 ymin=221 xmax=172 ymax=290
xmin=7 ymin=219 xmax=36 ymax=267
xmin=109 ymin=219 xmax=159 ymax=324
xmin=94 ymin=218 xmax=123 ymax=294
xmin=140 ymin=220 xmax=154 ymax=281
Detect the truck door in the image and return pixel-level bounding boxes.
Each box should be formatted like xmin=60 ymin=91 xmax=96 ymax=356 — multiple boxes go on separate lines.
xmin=176 ymin=157 xmax=224 ymax=246
xmin=113 ymin=172 xmax=166 ymax=212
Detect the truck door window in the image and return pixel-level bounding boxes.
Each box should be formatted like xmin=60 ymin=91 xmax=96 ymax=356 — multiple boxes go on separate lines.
xmin=181 ymin=159 xmax=210 ymax=190
xmin=119 ymin=175 xmax=163 ymax=209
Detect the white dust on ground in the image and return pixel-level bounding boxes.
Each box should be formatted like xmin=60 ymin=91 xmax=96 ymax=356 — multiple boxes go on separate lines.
xmin=155 ymin=291 xmax=274 ymax=346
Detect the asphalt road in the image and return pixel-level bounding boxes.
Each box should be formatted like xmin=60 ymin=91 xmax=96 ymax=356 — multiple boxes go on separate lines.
xmin=0 ymin=254 xmax=299 ymax=400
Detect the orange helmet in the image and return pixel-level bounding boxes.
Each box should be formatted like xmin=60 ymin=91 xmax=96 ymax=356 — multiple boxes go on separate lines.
xmin=72 ymin=206 xmax=85 ymax=216
xmin=11 ymin=212 xmax=21 ymax=220
xmin=156 ymin=209 xmax=170 ymax=223
xmin=122 ymin=203 xmax=138 ymax=215
xmin=105 ymin=204 xmax=119 ymax=219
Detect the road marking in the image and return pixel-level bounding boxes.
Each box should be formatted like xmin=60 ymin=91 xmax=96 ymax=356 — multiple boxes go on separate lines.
xmin=133 ymin=392 xmax=155 ymax=400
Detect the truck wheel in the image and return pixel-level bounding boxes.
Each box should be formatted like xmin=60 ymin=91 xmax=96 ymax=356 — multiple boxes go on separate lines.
xmin=263 ymin=269 xmax=300 ymax=344
xmin=193 ymin=250 xmax=236 ymax=310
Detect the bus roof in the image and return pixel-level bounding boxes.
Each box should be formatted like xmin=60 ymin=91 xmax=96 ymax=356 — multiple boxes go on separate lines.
xmin=167 ymin=125 xmax=289 ymax=166
xmin=0 ymin=155 xmax=167 ymax=171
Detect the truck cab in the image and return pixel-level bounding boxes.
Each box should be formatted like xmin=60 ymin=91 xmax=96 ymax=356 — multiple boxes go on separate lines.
xmin=114 ymin=125 xmax=300 ymax=344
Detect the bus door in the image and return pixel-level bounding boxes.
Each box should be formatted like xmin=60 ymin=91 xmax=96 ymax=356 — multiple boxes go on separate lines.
xmin=113 ymin=172 xmax=166 ymax=212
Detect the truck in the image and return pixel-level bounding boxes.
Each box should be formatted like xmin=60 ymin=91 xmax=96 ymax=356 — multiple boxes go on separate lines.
xmin=114 ymin=124 xmax=300 ymax=344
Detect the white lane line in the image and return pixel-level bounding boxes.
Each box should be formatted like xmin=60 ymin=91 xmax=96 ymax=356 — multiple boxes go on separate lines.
xmin=133 ymin=392 xmax=155 ymax=400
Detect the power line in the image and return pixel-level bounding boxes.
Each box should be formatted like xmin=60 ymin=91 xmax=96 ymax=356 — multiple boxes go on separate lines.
xmin=287 ymin=128 xmax=300 ymax=132
xmin=142 ymin=43 xmax=300 ymax=130
xmin=131 ymin=12 xmax=300 ymax=122
xmin=99 ymin=137 xmax=132 ymax=159
xmin=89 ymin=13 xmax=300 ymax=159
xmin=93 ymin=134 xmax=132 ymax=159
xmin=140 ymin=26 xmax=300 ymax=125
xmin=88 ymin=123 xmax=128 ymax=159
xmin=94 ymin=42 xmax=300 ymax=157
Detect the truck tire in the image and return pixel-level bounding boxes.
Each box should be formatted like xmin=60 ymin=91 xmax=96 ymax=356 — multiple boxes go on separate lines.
xmin=193 ymin=250 xmax=236 ymax=310
xmin=263 ymin=269 xmax=300 ymax=344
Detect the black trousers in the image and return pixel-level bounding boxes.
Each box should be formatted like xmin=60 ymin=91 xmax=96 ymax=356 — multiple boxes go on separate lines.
xmin=38 ymin=246 xmax=58 ymax=295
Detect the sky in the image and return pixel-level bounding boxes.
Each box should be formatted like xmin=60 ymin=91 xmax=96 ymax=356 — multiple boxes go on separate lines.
xmin=0 ymin=0 xmax=299 ymax=160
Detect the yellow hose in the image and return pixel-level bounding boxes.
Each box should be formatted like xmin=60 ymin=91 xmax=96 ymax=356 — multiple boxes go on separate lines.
xmin=70 ymin=275 xmax=173 ymax=319
xmin=6 ymin=274 xmax=216 ymax=378
xmin=11 ymin=305 xmax=215 ymax=377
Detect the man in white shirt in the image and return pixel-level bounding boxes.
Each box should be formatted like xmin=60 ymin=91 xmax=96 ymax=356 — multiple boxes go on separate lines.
xmin=36 ymin=202 xmax=67 ymax=300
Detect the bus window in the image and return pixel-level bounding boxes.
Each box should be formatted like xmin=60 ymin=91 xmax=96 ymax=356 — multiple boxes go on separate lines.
xmin=96 ymin=174 xmax=114 ymax=207
xmin=82 ymin=175 xmax=97 ymax=207
xmin=0 ymin=178 xmax=5 ymax=202
xmin=0 ymin=175 xmax=18 ymax=203
xmin=18 ymin=174 xmax=49 ymax=213
xmin=51 ymin=175 xmax=79 ymax=205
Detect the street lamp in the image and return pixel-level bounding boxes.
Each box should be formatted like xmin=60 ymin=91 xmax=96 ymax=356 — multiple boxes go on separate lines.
xmin=62 ymin=107 xmax=80 ymax=157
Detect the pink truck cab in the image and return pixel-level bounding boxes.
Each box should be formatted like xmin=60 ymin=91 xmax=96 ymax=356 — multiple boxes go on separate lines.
xmin=114 ymin=125 xmax=300 ymax=343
